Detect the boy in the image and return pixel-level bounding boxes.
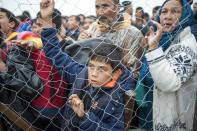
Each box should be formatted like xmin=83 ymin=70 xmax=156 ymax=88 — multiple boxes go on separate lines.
xmin=41 ymin=28 xmax=135 ymax=131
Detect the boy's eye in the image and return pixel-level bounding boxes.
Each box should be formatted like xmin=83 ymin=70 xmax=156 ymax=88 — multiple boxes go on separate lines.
xmin=98 ymin=66 xmax=107 ymax=72
xmin=88 ymin=64 xmax=94 ymax=69
xmin=98 ymin=68 xmax=104 ymax=72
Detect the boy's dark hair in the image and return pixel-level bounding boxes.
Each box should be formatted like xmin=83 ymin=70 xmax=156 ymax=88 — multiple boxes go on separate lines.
xmin=90 ymin=41 xmax=123 ymax=71
xmin=0 ymin=8 xmax=19 ymax=30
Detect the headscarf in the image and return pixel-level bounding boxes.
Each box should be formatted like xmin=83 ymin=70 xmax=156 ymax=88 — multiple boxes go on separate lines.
xmin=136 ymin=0 xmax=194 ymax=108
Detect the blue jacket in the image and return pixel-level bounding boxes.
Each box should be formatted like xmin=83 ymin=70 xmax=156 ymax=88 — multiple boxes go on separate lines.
xmin=41 ymin=28 xmax=135 ymax=131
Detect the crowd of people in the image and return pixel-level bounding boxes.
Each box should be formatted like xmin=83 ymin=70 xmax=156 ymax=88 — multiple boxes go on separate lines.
xmin=0 ymin=0 xmax=197 ymax=130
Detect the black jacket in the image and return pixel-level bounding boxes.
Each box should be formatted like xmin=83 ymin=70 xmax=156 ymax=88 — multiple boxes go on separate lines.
xmin=0 ymin=46 xmax=43 ymax=130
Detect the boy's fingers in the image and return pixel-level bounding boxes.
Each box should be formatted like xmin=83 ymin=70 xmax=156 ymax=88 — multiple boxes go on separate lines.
xmin=69 ymin=94 xmax=78 ymax=100
xmin=74 ymin=99 xmax=81 ymax=106
xmin=69 ymin=94 xmax=79 ymax=105
xmin=71 ymin=98 xmax=80 ymax=106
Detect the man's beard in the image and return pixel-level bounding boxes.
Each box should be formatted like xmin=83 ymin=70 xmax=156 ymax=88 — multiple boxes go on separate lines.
xmin=98 ymin=16 xmax=110 ymax=24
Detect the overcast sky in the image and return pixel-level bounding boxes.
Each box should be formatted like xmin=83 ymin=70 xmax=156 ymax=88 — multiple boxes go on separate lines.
xmin=1 ymin=0 xmax=166 ymax=18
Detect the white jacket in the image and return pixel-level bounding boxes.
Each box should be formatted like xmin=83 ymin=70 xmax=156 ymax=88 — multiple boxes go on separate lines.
xmin=145 ymin=27 xmax=197 ymax=131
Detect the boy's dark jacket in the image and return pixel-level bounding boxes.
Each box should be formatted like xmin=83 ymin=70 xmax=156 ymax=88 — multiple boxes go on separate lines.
xmin=41 ymin=28 xmax=135 ymax=131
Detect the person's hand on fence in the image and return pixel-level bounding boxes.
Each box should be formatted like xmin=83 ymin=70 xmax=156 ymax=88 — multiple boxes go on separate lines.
xmin=11 ymin=40 xmax=37 ymax=51
xmin=69 ymin=94 xmax=85 ymax=118
xmin=147 ymin=21 xmax=163 ymax=51
xmin=40 ymin=0 xmax=54 ymax=19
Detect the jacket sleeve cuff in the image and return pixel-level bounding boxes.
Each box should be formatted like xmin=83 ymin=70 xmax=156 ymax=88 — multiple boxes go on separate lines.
xmin=145 ymin=47 xmax=165 ymax=64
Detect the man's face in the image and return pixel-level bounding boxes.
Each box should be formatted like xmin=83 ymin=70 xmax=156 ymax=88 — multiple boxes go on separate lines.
xmin=34 ymin=17 xmax=54 ymax=34
xmin=88 ymin=59 xmax=114 ymax=87
xmin=135 ymin=9 xmax=143 ymax=18
xmin=67 ymin=16 xmax=79 ymax=30
xmin=0 ymin=12 xmax=14 ymax=36
xmin=83 ymin=18 xmax=95 ymax=30
xmin=95 ymin=0 xmax=119 ymax=24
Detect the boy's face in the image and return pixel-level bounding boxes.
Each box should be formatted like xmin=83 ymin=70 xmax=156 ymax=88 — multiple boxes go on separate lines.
xmin=35 ymin=17 xmax=54 ymax=34
xmin=88 ymin=60 xmax=114 ymax=87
